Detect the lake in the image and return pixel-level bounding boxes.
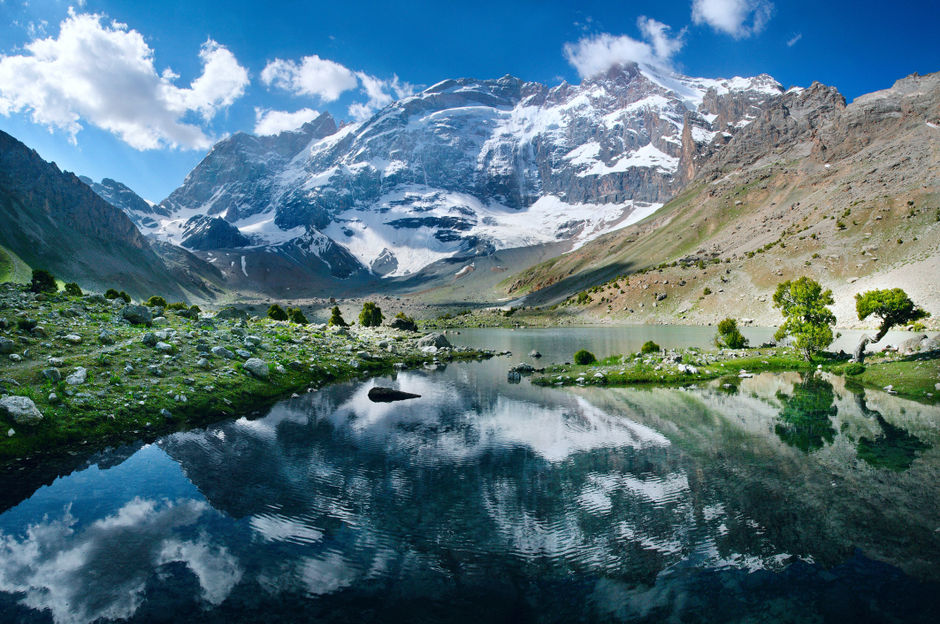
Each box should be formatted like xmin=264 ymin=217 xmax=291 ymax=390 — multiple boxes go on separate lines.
xmin=1 ymin=327 xmax=938 ymax=623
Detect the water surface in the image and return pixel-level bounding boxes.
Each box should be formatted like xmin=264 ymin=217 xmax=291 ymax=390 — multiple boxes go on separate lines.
xmin=1 ymin=328 xmax=938 ymax=623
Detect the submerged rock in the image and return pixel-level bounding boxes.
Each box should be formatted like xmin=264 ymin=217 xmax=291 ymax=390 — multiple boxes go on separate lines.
xmin=368 ymin=386 xmax=421 ymax=402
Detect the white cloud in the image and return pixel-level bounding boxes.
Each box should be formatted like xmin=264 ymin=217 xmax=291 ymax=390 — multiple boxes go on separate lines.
xmin=260 ymin=54 xmax=358 ymax=102
xmin=0 ymin=11 xmax=248 ymax=150
xmin=787 ymin=32 xmax=802 ymax=47
xmin=563 ymin=17 xmax=685 ymax=79
xmin=691 ymin=0 xmax=773 ymax=39
xmin=253 ymin=107 xmax=320 ymax=135
xmin=347 ymin=72 xmax=414 ymax=121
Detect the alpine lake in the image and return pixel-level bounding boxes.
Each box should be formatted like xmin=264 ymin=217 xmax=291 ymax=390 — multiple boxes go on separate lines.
xmin=1 ymin=326 xmax=938 ymax=623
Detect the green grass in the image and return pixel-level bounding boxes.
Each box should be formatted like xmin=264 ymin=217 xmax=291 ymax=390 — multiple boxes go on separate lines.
xmin=0 ymin=244 xmax=31 ymax=284
xmin=847 ymin=352 xmax=940 ymax=403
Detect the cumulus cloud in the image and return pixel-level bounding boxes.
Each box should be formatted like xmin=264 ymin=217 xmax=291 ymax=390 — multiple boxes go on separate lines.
xmin=347 ymin=72 xmax=414 ymax=121
xmin=0 ymin=11 xmax=248 ymax=150
xmin=0 ymin=497 xmax=242 ymax=624
xmin=260 ymin=54 xmax=358 ymax=102
xmin=691 ymin=0 xmax=773 ymax=39
xmin=564 ymin=17 xmax=685 ymax=79
xmin=253 ymin=107 xmax=320 ymax=135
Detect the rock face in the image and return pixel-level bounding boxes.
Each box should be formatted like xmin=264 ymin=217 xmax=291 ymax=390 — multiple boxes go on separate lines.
xmin=367 ymin=387 xmax=421 ymax=402
xmin=142 ymin=65 xmax=783 ymax=288
xmin=0 ymin=395 xmax=43 ymax=425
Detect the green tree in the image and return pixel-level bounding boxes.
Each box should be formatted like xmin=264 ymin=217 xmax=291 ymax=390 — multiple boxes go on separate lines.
xmin=774 ymin=374 xmax=837 ymax=453
xmin=287 ymin=307 xmax=308 ymax=324
xmin=715 ymin=318 xmax=749 ymax=349
xmin=267 ymin=304 xmax=289 ymax=321
xmin=574 ymin=349 xmax=596 ymax=365
xmin=328 ymin=306 xmax=347 ymax=327
xmin=104 ymin=288 xmax=121 ymax=299
xmin=145 ymin=295 xmax=167 ymax=308
xmin=63 ymin=282 xmax=82 ymax=297
xmin=640 ymin=340 xmax=661 ymax=354
xmin=29 ymin=269 xmax=57 ymax=293
xmin=359 ymin=301 xmax=384 ymax=327
xmin=853 ymin=288 xmax=930 ymax=362
xmin=772 ymin=277 xmax=835 ymax=361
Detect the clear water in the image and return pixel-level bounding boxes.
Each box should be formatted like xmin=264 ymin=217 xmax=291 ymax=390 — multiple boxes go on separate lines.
xmin=1 ymin=327 xmax=938 ymax=623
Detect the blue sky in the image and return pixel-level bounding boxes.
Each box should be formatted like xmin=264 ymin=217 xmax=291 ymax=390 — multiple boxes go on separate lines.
xmin=1 ymin=0 xmax=937 ymax=202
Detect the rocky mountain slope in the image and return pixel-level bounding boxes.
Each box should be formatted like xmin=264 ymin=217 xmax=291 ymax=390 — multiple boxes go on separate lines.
xmin=137 ymin=64 xmax=783 ymax=295
xmin=0 ymin=130 xmax=224 ymax=300
xmin=504 ymin=72 xmax=940 ymax=328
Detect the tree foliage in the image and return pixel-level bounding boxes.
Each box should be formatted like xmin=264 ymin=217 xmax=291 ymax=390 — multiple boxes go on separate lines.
xmin=574 ymin=349 xmax=596 ymax=365
xmin=772 ymin=277 xmax=835 ymax=361
xmin=855 ymin=288 xmax=929 ymax=342
xmin=145 ymin=296 xmax=168 ymax=308
xmin=328 ymin=306 xmax=347 ymax=327
xmin=359 ymin=301 xmax=384 ymax=327
xmin=63 ymin=282 xmax=82 ymax=297
xmin=29 ymin=269 xmax=57 ymax=293
xmin=287 ymin=307 xmax=308 ymax=324
xmin=715 ymin=318 xmax=749 ymax=349
xmin=267 ymin=304 xmax=289 ymax=321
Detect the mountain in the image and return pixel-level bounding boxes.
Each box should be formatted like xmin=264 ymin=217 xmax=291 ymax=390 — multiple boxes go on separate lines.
xmin=144 ymin=64 xmax=784 ymax=295
xmin=0 ymin=129 xmax=224 ymax=300
xmin=503 ymin=71 xmax=940 ymax=326
xmin=78 ymin=176 xmax=170 ymax=230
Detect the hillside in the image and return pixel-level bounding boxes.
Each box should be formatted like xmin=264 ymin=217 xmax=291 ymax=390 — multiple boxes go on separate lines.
xmin=503 ymin=72 xmax=940 ymax=329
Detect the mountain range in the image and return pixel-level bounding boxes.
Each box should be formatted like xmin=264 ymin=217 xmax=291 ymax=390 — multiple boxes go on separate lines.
xmin=2 ymin=63 xmax=937 ymax=315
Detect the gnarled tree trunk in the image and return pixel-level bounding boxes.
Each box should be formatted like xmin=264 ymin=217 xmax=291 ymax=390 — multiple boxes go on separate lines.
xmin=853 ymin=324 xmax=889 ymax=363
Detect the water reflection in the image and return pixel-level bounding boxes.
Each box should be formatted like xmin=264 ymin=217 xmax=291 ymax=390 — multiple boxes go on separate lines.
xmin=853 ymin=390 xmax=930 ymax=471
xmin=774 ymin=374 xmax=837 ymax=453
xmin=0 ymin=355 xmax=938 ymax=623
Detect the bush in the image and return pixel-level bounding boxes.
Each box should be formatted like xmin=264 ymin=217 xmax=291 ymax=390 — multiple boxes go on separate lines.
xmin=641 ymin=340 xmax=661 ymax=354
xmin=105 ymin=288 xmax=120 ymax=299
xmin=359 ymin=302 xmax=384 ymax=327
xmin=146 ymin=296 xmax=167 ymax=308
xmin=703 ymin=287 xmax=712 ymax=296
xmin=287 ymin=307 xmax=308 ymax=324
xmin=575 ymin=291 xmax=591 ymax=305
xmin=844 ymin=362 xmax=865 ymax=376
xmin=166 ymin=301 xmax=188 ymax=311
xmin=328 ymin=306 xmax=347 ymax=327
xmin=574 ymin=349 xmax=596 ymax=365
xmin=189 ymin=304 xmax=201 ymax=314
xmin=267 ymin=304 xmax=289 ymax=321
xmin=715 ymin=317 xmax=749 ymax=349
xmin=29 ymin=269 xmax=57 ymax=294
xmin=118 ymin=291 xmax=131 ymax=303
xmin=64 ymin=282 xmax=82 ymax=297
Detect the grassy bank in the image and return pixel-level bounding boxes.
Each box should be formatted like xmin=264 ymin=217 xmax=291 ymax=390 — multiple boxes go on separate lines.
xmin=531 ymin=346 xmax=940 ymax=404
xmin=0 ymin=284 xmax=496 ymax=464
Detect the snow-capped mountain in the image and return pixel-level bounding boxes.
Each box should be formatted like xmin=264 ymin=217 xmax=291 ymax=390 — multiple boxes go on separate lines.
xmin=143 ymin=63 xmax=785 ymax=286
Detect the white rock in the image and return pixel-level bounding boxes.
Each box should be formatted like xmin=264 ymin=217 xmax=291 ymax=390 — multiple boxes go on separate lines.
xmin=65 ymin=367 xmax=88 ymax=385
xmin=0 ymin=395 xmax=43 ymax=424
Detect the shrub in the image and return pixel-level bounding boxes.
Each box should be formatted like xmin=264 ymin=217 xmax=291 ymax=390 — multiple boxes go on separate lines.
xmin=703 ymin=287 xmax=712 ymax=296
xmin=267 ymin=304 xmax=289 ymax=321
xmin=29 ymin=269 xmax=57 ymax=294
xmin=391 ymin=312 xmax=418 ymax=331
xmin=287 ymin=307 xmax=308 ymax=324
xmin=118 ymin=291 xmax=131 ymax=303
xmin=715 ymin=317 xmax=749 ymax=349
xmin=145 ymin=296 xmax=167 ymax=308
xmin=64 ymin=282 xmax=82 ymax=297
xmin=575 ymin=291 xmax=591 ymax=305
xmin=105 ymin=288 xmax=120 ymax=299
xmin=359 ymin=302 xmax=384 ymax=327
xmin=328 ymin=306 xmax=347 ymax=327
xmin=574 ymin=349 xmax=596 ymax=365
xmin=640 ymin=340 xmax=661 ymax=354
xmin=189 ymin=304 xmax=201 ymax=314
xmin=167 ymin=301 xmax=188 ymax=311
xmin=844 ymin=362 xmax=865 ymax=376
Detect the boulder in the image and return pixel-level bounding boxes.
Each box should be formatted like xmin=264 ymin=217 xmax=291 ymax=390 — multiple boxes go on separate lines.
xmin=154 ymin=342 xmax=174 ymax=353
xmin=510 ymin=362 xmax=536 ymax=373
xmin=65 ymin=367 xmax=87 ymax=385
xmin=215 ymin=307 xmax=248 ymax=321
xmin=0 ymin=395 xmax=43 ymax=425
xmin=98 ymin=330 xmax=116 ymax=345
xmin=243 ymin=358 xmax=269 ymax=379
xmin=64 ymin=334 xmax=82 ymax=345
xmin=529 ymin=350 xmax=542 ymax=358
xmin=211 ymin=346 xmax=235 ymax=359
xmin=418 ymin=333 xmax=451 ymax=349
xmin=367 ymin=387 xmax=421 ymax=402
xmin=898 ymin=335 xmax=928 ymax=355
xmin=122 ymin=305 xmax=152 ymax=325
xmin=41 ymin=367 xmax=62 ymax=383
xmin=141 ymin=333 xmax=158 ymax=347
xmin=0 ymin=337 xmax=14 ymax=354
xmin=388 ymin=317 xmax=418 ymax=331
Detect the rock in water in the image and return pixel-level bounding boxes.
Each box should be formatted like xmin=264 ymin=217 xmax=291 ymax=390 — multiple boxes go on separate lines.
xmin=0 ymin=395 xmax=43 ymax=424
xmin=368 ymin=387 xmax=421 ymax=402
xmin=529 ymin=350 xmax=542 ymax=358
xmin=418 ymin=333 xmax=451 ymax=349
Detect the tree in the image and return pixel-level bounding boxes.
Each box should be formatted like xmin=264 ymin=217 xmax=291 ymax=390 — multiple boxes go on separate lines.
xmin=64 ymin=282 xmax=82 ymax=297
xmin=574 ymin=349 xmax=596 ymax=365
xmin=853 ymin=288 xmax=930 ymax=362
xmin=328 ymin=306 xmax=347 ymax=327
xmin=640 ymin=340 xmax=661 ymax=354
xmin=715 ymin=318 xmax=749 ymax=349
xmin=105 ymin=288 xmax=121 ymax=299
xmin=267 ymin=304 xmax=289 ymax=321
xmin=146 ymin=295 xmax=167 ymax=308
xmin=772 ymin=277 xmax=835 ymax=361
xmin=287 ymin=307 xmax=308 ymax=324
xmin=29 ymin=269 xmax=57 ymax=294
xmin=359 ymin=301 xmax=384 ymax=327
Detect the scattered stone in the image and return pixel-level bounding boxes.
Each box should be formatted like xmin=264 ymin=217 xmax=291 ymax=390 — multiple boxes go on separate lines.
xmin=154 ymin=342 xmax=174 ymax=353
xmin=64 ymin=334 xmax=82 ymax=344
xmin=211 ymin=346 xmax=235 ymax=359
xmin=0 ymin=395 xmax=43 ymax=424
xmin=41 ymin=367 xmax=62 ymax=383
xmin=196 ymin=358 xmax=210 ymax=369
xmin=0 ymin=337 xmax=14 ymax=354
xmin=243 ymin=358 xmax=269 ymax=379
xmin=9 ymin=354 xmax=22 ymax=362
xmin=122 ymin=304 xmax=152 ymax=325
xmin=48 ymin=392 xmax=58 ymax=404
xmin=367 ymin=387 xmax=421 ymax=402
xmin=98 ymin=329 xmax=116 ymax=345
xmin=7 ymin=428 xmax=13 ymax=437
xmin=65 ymin=367 xmax=88 ymax=385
